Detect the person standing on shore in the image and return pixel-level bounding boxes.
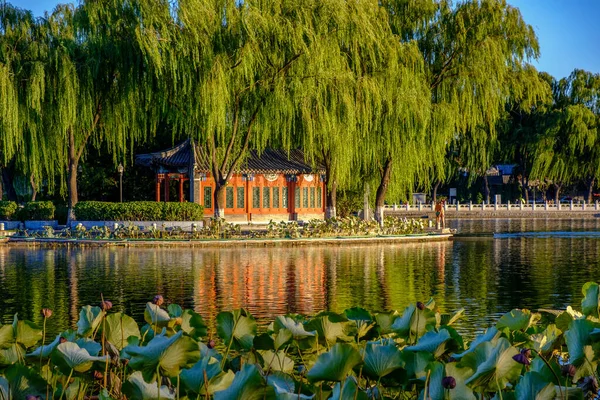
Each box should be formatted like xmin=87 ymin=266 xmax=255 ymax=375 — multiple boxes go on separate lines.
xmin=435 ymin=200 xmax=446 ymax=229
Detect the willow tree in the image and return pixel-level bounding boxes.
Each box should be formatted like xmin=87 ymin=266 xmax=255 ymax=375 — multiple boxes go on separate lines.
xmin=531 ymin=70 xmax=599 ymax=203
xmin=377 ymin=0 xmax=542 ymax=216
xmin=40 ymin=1 xmax=171 ymax=219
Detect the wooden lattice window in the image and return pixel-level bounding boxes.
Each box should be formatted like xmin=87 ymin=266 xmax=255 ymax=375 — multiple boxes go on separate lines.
xmin=226 ymin=187 xmax=234 ymax=208
xmin=282 ymin=187 xmax=288 ymax=208
xmin=204 ymin=187 xmax=212 ymax=209
xmin=237 ymin=187 xmax=245 ymax=209
xmin=253 ymin=187 xmax=260 ymax=208
xmin=263 ymin=187 xmax=271 ymax=208
xmin=310 ymin=187 xmax=315 ymax=208
xmin=303 ymin=187 xmax=309 ymax=208
xmin=273 ymin=187 xmax=280 ymax=209
xmin=317 ymin=187 xmax=322 ymax=208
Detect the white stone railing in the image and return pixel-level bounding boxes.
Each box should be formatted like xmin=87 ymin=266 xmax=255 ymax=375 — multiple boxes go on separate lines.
xmin=384 ymin=201 xmax=600 ymax=212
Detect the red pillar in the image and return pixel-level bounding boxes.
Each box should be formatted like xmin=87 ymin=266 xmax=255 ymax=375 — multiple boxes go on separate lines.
xmin=179 ymin=178 xmax=184 ymax=202
xmin=164 ymin=175 xmax=170 ymax=202
xmin=155 ymin=177 xmax=161 ymax=202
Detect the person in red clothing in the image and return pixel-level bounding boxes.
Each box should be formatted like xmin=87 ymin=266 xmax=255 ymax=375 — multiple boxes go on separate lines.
xmin=435 ymin=199 xmax=445 ymax=229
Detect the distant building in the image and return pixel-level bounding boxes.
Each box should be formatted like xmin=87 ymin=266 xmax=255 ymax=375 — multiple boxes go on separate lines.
xmin=135 ymin=139 xmax=326 ymax=222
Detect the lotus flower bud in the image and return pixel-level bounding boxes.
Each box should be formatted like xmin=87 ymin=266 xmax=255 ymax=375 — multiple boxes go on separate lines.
xmin=93 ymin=370 xmax=103 ymax=380
xmin=207 ymin=339 xmax=216 ymax=349
xmin=442 ymin=376 xmax=456 ymax=389
xmin=561 ymin=364 xmax=576 ymax=378
xmin=100 ymin=300 xmax=113 ymax=311
xmin=152 ymin=295 xmax=164 ymax=306
xmin=174 ymin=317 xmax=183 ymax=326
xmin=41 ymin=308 xmax=53 ymax=318
xmin=577 ymin=376 xmax=599 ymax=394
xmin=512 ymin=353 xmax=530 ymax=365
xmin=520 ymin=348 xmax=531 ymax=358
xmin=416 ymin=302 xmax=425 ymax=311
xmin=59 ymin=337 xmax=67 ymax=344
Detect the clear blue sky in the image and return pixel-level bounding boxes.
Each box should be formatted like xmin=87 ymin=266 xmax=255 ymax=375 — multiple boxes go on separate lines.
xmin=12 ymin=0 xmax=600 ymax=80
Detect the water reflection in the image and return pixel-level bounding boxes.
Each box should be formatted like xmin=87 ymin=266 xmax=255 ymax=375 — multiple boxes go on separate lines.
xmin=0 ymin=218 xmax=599 ymax=337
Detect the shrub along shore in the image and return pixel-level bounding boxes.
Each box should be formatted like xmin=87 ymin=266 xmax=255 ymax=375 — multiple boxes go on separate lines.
xmin=2 ymin=282 xmax=600 ymax=399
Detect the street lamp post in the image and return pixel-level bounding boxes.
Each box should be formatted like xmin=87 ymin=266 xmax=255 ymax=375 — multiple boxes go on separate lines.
xmin=118 ymin=163 xmax=124 ymax=202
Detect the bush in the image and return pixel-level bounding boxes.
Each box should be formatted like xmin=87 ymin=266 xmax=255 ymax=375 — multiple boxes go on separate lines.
xmin=0 ymin=201 xmax=17 ymax=220
xmin=74 ymin=201 xmax=204 ymax=221
xmin=18 ymin=201 xmax=56 ymax=220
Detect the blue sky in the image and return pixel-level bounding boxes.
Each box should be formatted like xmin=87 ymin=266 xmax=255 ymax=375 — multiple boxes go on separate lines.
xmin=12 ymin=0 xmax=600 ymax=79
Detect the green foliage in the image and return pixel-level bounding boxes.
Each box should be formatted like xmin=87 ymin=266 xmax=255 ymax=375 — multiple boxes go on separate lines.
xmin=74 ymin=201 xmax=204 ymax=221
xmin=0 ymin=201 xmax=17 ymax=220
xmin=8 ymin=282 xmax=600 ymax=398
xmin=17 ymin=201 xmax=55 ymax=221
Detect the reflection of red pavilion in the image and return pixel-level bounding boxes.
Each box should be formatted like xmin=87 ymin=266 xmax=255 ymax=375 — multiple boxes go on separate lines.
xmin=136 ymin=140 xmax=326 ymax=221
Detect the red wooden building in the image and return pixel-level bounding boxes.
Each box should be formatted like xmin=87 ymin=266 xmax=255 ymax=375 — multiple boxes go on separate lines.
xmin=136 ymin=139 xmax=326 ymax=221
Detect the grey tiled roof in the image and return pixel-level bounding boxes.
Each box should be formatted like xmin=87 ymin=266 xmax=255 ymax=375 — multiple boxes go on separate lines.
xmin=136 ymin=139 xmax=324 ymax=174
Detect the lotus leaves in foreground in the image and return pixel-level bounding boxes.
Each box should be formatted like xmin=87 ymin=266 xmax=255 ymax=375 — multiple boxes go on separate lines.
xmin=217 ymin=309 xmax=257 ymax=351
xmin=181 ymin=356 xmax=235 ymax=395
xmin=213 ymin=364 xmax=276 ymax=400
xmin=461 ymin=338 xmax=522 ymax=392
xmin=123 ymin=371 xmax=175 ymax=400
xmin=99 ymin=312 xmax=141 ymax=350
xmin=307 ymin=343 xmax=362 ymax=382
xmin=514 ymin=371 xmax=556 ymax=400
xmin=77 ymin=306 xmax=105 ymax=337
xmin=331 ymin=376 xmax=368 ymax=400
xmin=361 ymin=342 xmax=403 ymax=379
xmin=496 ymin=309 xmax=540 ymax=332
xmin=425 ymin=361 xmax=475 ymax=400
xmin=581 ymin=282 xmax=600 ymax=318
xmin=51 ymin=341 xmax=108 ymax=374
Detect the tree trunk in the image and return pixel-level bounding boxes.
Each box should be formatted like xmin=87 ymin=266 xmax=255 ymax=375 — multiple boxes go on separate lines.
xmin=483 ymin=175 xmax=490 ymax=204
xmin=213 ymin=182 xmax=226 ymax=218
xmin=30 ymin=174 xmax=37 ymax=202
xmin=432 ymin=180 xmax=441 ymax=203
xmin=325 ymin=180 xmax=337 ymax=219
xmin=554 ymin=183 xmax=562 ymax=205
xmin=375 ymin=158 xmax=392 ymax=226
xmin=67 ymin=128 xmax=79 ymax=224
xmin=1 ymin=159 xmax=17 ymax=201
xmin=587 ymin=177 xmax=595 ymax=204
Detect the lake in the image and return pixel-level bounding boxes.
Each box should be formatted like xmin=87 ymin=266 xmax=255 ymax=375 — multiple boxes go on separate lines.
xmin=1 ymin=218 xmax=600 ymax=337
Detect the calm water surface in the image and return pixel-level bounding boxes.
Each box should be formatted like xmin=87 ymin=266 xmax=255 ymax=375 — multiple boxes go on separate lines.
xmin=2 ymin=218 xmax=600 ymax=337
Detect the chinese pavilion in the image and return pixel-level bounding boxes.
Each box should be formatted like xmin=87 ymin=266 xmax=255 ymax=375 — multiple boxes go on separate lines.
xmin=135 ymin=139 xmax=326 ymax=221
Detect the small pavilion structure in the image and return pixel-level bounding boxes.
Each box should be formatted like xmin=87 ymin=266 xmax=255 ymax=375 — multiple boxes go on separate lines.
xmin=135 ymin=139 xmax=326 ymax=221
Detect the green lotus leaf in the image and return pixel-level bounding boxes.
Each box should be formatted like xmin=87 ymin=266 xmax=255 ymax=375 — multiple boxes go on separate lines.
xmin=99 ymin=312 xmax=141 ymax=350
xmin=565 ymin=318 xmax=593 ymax=367
xmin=213 ymin=364 xmax=276 ymax=400
xmin=391 ymin=304 xmax=437 ymax=340
xmin=331 ymin=376 xmax=368 ymax=400
xmin=254 ymin=333 xmax=276 ymax=350
xmin=75 ymin=338 xmax=102 ymax=356
xmin=77 ymin=306 xmax=105 ymax=338
xmin=496 ymin=309 xmax=539 ymax=332
xmin=12 ymin=315 xmax=42 ymax=348
xmin=273 ymin=316 xmax=316 ymax=339
xmin=440 ymin=308 xmax=465 ymax=326
xmin=530 ymin=356 xmax=562 ymax=384
xmin=144 ymin=303 xmax=172 ymax=329
xmin=216 ymin=309 xmax=257 ymax=351
xmin=531 ymin=324 xmax=562 ymax=355
xmin=0 ymin=377 xmax=8 ymax=400
xmin=167 ymin=304 xmax=183 ymax=318
xmin=180 ymin=309 xmax=208 ymax=339
xmin=425 ymin=361 xmax=476 ymax=400
xmin=581 ymin=282 xmax=600 ymax=318
xmin=27 ymin=334 xmax=61 ymax=358
xmin=0 ymin=324 xmax=14 ymax=349
xmin=514 ymin=371 xmax=556 ymax=400
xmin=260 ymin=350 xmax=295 ymax=373
xmin=344 ymin=307 xmax=372 ymax=322
xmin=0 ymin=343 xmax=25 ymax=366
xmin=307 ymin=343 xmax=362 ymax=382
xmin=122 ymin=370 xmax=175 ymax=400
xmin=374 ymin=311 xmax=398 ymax=336
xmin=405 ymin=329 xmax=456 ymax=359
xmin=462 ymin=338 xmax=522 ymax=392
xmin=361 ymin=342 xmax=403 ymax=379
xmin=274 ymin=329 xmax=293 ymax=350
xmin=3 ymin=364 xmax=48 ymax=399
xmin=399 ymin=350 xmax=433 ymax=380
xmin=265 ymin=371 xmax=295 ymax=394
xmin=181 ymin=356 xmax=235 ymax=394
xmin=304 ymin=315 xmax=355 ymax=347
xmin=51 ymin=342 xmax=108 ymax=374
xmin=124 ymin=330 xmax=200 ymax=381
xmin=453 ymin=327 xmax=501 ymax=359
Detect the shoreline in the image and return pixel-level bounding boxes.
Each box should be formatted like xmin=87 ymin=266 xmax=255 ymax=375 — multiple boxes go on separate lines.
xmin=1 ymin=233 xmax=453 ymax=248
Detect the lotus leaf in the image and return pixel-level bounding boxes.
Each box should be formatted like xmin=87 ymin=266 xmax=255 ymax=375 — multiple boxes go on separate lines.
xmin=3 ymin=364 xmax=48 ymax=399
xmin=581 ymin=282 xmax=600 ymax=318
xmin=273 ymin=316 xmax=316 ymax=339
xmin=274 ymin=328 xmax=293 ymax=350
xmin=0 ymin=325 xmax=14 ymax=349
xmin=462 ymin=338 xmax=522 ymax=392
xmin=51 ymin=342 xmax=108 ymax=374
xmin=374 ymin=311 xmax=398 ymax=335
xmin=391 ymin=304 xmax=437 ymax=341
xmin=181 ymin=356 xmax=235 ymax=394
xmin=304 ymin=315 xmax=355 ymax=347
xmin=0 ymin=377 xmax=8 ymax=400
xmin=565 ymin=319 xmax=594 ymax=367
xmin=122 ymin=371 xmax=175 ymax=400
xmin=12 ymin=315 xmax=42 ymax=348
xmin=75 ymin=338 xmax=102 ymax=356
xmin=260 ymin=350 xmax=295 ymax=373
xmin=514 ymin=371 xmax=556 ymax=400
xmin=405 ymin=329 xmax=456 ymax=359
xmin=27 ymin=334 xmax=61 ymax=358
xmin=77 ymin=306 xmax=105 ymax=338
xmin=331 ymin=376 xmax=367 ymax=400
xmin=254 ymin=332 xmax=276 ymax=350
xmin=124 ymin=330 xmax=200 ymax=381
xmin=343 ymin=308 xmax=372 ymax=322
xmin=180 ymin=309 xmax=208 ymax=339
xmin=361 ymin=342 xmax=403 ymax=379
xmin=496 ymin=309 xmax=539 ymax=332
xmin=400 ymin=350 xmax=433 ymax=380
xmin=167 ymin=304 xmax=183 ymax=318
xmin=216 ymin=309 xmax=257 ymax=350
xmin=440 ymin=308 xmax=465 ymax=326
xmin=453 ymin=327 xmax=501 ymax=359
xmin=307 ymin=343 xmax=362 ymax=382
xmin=99 ymin=312 xmax=141 ymax=350
xmin=266 ymin=372 xmax=300 ymax=397
xmin=0 ymin=344 xmax=24 ymax=366
xmin=425 ymin=361 xmax=475 ymax=400
xmin=213 ymin=364 xmax=276 ymax=400
xmin=531 ymin=324 xmax=562 ymax=354
xmin=144 ymin=303 xmax=173 ymax=330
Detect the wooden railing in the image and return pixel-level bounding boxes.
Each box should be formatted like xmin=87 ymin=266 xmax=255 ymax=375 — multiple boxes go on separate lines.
xmin=384 ymin=201 xmax=600 ymax=212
